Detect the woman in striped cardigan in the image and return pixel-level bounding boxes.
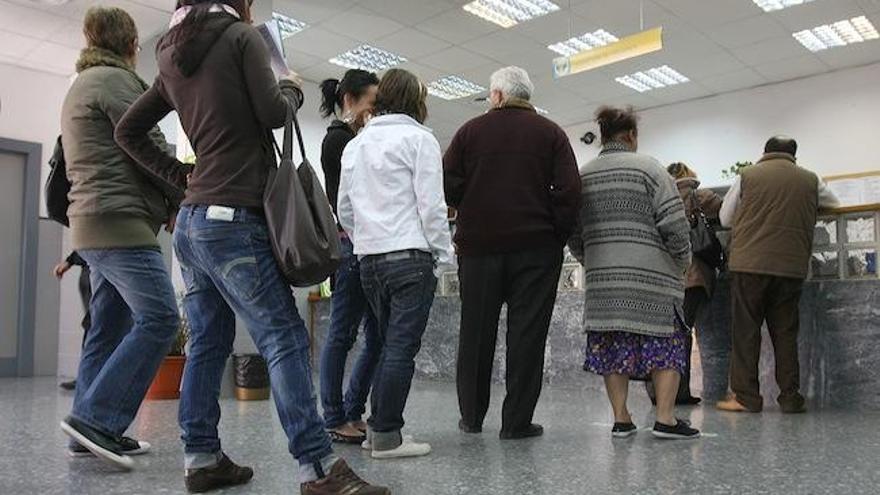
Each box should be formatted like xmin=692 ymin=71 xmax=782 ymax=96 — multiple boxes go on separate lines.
xmin=568 ymin=106 xmax=700 ymax=440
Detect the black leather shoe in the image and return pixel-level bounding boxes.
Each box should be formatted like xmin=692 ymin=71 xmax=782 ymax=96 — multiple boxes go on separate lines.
xmin=500 ymin=423 xmax=544 ymax=440
xmin=60 ymin=416 xmax=133 ymax=469
xmin=458 ymin=419 xmax=482 ymax=434
xmin=185 ymin=454 xmax=254 ymax=493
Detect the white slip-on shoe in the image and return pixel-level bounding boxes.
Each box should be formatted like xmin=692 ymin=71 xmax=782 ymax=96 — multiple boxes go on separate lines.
xmin=371 ymin=437 xmax=431 ymax=460
xmin=60 ymin=419 xmax=134 ymax=470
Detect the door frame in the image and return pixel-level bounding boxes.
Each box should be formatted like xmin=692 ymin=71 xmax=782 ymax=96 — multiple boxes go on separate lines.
xmin=0 ymin=137 xmax=41 ymax=377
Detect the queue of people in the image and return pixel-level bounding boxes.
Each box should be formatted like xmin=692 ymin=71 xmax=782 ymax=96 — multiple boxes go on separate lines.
xmin=56 ymin=1 xmax=839 ymax=494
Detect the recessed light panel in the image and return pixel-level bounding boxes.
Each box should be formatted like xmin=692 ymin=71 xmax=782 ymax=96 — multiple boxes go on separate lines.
xmin=463 ymin=0 xmax=560 ymax=28
xmin=548 ymin=29 xmax=619 ymax=56
xmin=272 ymin=12 xmax=308 ymax=39
xmin=793 ymin=16 xmax=879 ymax=52
xmin=329 ymin=45 xmax=407 ymax=71
xmin=753 ymin=0 xmax=816 ymax=12
xmin=615 ymin=65 xmax=689 ymax=93
xmin=427 ymin=76 xmax=486 ymax=100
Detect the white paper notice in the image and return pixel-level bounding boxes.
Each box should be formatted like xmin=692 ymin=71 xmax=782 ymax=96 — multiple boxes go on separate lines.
xmin=257 ymin=20 xmax=290 ymax=77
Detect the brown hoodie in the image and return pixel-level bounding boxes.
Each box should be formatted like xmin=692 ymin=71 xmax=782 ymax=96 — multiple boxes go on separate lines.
xmin=116 ymin=12 xmax=302 ymax=209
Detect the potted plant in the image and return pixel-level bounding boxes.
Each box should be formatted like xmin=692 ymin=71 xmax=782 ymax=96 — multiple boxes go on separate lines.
xmin=146 ymin=298 xmax=190 ymax=400
xmin=722 ymin=161 xmax=754 ymax=180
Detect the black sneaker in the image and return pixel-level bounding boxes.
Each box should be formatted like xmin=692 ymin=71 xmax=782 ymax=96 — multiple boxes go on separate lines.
xmin=458 ymin=419 xmax=482 ymax=434
xmin=652 ymin=419 xmax=701 ymax=440
xmin=611 ymin=422 xmax=638 ymax=438
xmin=69 ymin=436 xmax=151 ymax=458
xmin=59 ymin=380 xmax=76 ymax=391
xmin=499 ymin=423 xmax=543 ymax=440
xmin=185 ymin=454 xmax=254 ymax=493
xmin=60 ymin=416 xmax=134 ymax=469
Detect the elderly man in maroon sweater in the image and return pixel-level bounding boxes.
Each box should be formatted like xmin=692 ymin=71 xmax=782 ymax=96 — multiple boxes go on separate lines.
xmin=443 ymin=66 xmax=581 ymax=439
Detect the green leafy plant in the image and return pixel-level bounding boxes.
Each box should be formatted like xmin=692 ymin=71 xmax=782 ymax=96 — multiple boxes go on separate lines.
xmin=169 ymin=293 xmax=190 ymax=357
xmin=722 ymin=161 xmax=753 ymax=180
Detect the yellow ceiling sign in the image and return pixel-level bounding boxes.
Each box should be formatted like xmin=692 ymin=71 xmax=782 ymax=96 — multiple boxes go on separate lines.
xmin=552 ymin=27 xmax=664 ymax=78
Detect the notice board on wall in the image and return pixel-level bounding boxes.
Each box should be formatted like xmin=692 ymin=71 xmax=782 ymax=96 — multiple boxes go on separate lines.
xmin=824 ymin=171 xmax=880 ymax=213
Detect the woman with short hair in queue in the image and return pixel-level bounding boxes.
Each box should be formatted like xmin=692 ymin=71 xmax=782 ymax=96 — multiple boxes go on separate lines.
xmin=115 ymin=1 xmax=388 ymax=494
xmin=318 ymin=70 xmax=382 ymax=445
xmin=59 ymin=6 xmax=181 ymax=470
xmin=645 ymin=163 xmax=723 ymax=406
xmin=338 ymin=69 xmax=454 ymax=459
xmin=568 ymin=106 xmax=701 ymax=440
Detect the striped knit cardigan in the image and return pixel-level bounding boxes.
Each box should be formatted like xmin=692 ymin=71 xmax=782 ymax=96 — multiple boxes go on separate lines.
xmin=567 ymin=143 xmax=692 ymax=337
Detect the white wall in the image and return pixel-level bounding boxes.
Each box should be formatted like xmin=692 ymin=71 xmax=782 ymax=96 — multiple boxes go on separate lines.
xmin=565 ymin=62 xmax=880 ymax=186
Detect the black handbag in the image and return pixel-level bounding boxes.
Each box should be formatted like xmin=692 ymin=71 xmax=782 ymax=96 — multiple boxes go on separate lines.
xmin=263 ymin=108 xmax=342 ymax=287
xmin=688 ymin=190 xmax=725 ymax=269
xmin=45 ymin=135 xmax=71 ymax=227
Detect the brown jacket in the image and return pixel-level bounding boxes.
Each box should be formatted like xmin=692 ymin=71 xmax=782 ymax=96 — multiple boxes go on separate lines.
xmin=676 ymin=178 xmax=723 ymax=294
xmin=729 ymin=153 xmax=819 ymax=279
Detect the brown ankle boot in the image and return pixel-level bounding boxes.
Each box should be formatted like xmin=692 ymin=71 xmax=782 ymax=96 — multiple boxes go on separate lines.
xmin=301 ymin=459 xmax=390 ymax=495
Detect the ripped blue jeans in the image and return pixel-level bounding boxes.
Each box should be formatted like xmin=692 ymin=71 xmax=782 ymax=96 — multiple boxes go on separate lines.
xmin=173 ymin=205 xmax=332 ymax=468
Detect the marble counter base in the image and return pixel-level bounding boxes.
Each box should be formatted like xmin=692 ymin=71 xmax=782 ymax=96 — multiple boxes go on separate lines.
xmin=309 ymin=277 xmax=880 ymax=410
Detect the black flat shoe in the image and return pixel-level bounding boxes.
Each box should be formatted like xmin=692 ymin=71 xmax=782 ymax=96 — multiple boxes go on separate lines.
xmin=185 ymin=454 xmax=254 ymax=493
xmin=500 ymin=423 xmax=543 ymax=440
xmin=652 ymin=419 xmax=700 ymax=440
xmin=327 ymin=430 xmax=367 ymax=444
xmin=677 ymin=396 xmax=702 ymax=406
xmin=612 ymin=422 xmax=638 ymax=438
xmin=458 ymin=419 xmax=482 ymax=434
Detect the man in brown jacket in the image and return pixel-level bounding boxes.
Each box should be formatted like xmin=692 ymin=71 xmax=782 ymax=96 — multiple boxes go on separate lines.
xmin=444 ymin=67 xmax=581 ymax=439
xmin=717 ymin=136 xmax=839 ymax=414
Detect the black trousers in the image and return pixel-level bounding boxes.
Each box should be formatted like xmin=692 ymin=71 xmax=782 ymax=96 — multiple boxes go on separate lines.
xmin=729 ymin=272 xmax=805 ymax=412
xmin=456 ymin=247 xmax=563 ymax=432
xmin=646 ymin=287 xmax=709 ymax=401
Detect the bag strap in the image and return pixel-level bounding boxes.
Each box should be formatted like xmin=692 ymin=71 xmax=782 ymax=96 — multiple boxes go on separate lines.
xmin=271 ymin=99 xmax=308 ymax=166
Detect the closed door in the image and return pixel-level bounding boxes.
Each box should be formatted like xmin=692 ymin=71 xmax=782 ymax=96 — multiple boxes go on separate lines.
xmin=0 ymin=150 xmax=25 ymax=370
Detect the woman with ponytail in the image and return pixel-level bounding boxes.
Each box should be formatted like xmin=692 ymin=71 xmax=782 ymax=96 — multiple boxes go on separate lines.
xmin=317 ymin=69 xmax=380 ymax=445
xmin=115 ymin=2 xmax=387 ymax=494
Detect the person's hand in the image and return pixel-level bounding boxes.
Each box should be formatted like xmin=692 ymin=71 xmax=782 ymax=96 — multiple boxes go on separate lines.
xmin=53 ymin=261 xmax=72 ymax=279
xmin=280 ymin=71 xmax=303 ymax=88
xmin=165 ymin=209 xmax=179 ymax=234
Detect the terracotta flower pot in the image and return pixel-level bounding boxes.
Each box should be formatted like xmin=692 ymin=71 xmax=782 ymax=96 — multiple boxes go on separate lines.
xmin=146 ymin=356 xmax=186 ymax=400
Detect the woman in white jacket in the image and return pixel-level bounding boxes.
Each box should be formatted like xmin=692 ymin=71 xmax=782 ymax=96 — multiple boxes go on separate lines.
xmin=338 ymin=68 xmax=454 ymax=459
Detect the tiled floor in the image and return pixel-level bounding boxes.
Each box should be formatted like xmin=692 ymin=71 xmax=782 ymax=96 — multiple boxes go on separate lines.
xmin=1 ymin=377 xmax=878 ymax=494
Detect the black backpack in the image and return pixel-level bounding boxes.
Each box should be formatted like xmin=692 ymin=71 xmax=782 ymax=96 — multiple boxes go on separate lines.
xmin=688 ymin=190 xmax=725 ymax=269
xmin=45 ymin=135 xmax=71 ymax=227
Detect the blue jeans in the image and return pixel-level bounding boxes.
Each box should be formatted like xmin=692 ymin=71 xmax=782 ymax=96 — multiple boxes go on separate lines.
xmin=319 ymin=236 xmax=381 ymax=429
xmin=173 ymin=205 xmax=332 ymax=467
xmin=360 ymin=250 xmax=437 ymax=438
xmin=72 ymin=248 xmax=178 ymax=437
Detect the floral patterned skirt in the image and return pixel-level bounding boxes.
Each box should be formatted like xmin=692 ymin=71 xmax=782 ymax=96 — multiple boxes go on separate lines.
xmin=583 ymin=324 xmax=689 ymax=381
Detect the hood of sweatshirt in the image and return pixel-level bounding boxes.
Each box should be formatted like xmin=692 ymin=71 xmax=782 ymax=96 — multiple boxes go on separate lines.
xmin=157 ymin=13 xmax=238 ymax=78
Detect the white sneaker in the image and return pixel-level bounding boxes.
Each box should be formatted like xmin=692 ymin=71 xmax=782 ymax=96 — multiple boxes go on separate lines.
xmin=371 ymin=437 xmax=431 ymax=459
xmin=362 ymin=433 xmax=412 ymax=451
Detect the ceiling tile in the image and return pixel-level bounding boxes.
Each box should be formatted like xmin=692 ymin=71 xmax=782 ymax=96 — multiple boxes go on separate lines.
xmin=25 ymin=40 xmax=80 ymax=75
xmin=731 ymin=36 xmax=812 ymax=65
xmin=0 ymin=29 xmax=42 ymax=59
xmin=0 ymin=2 xmax=67 ymax=39
xmin=414 ymin=8 xmax=499 ymax=44
xmin=375 ymin=28 xmax=451 ymax=59
xmin=319 ymin=7 xmax=405 ymax=42
xmin=753 ymin=54 xmax=830 ymax=82
xmin=420 ymin=46 xmax=497 ymax=73
xmin=708 ymin=14 xmax=790 ymax=49
xmin=654 ymin=0 xmax=763 ymax=27
xmin=358 ymin=0 xmax=455 ymax=25
xmin=699 ymin=68 xmax=767 ymax=94
xmin=813 ymin=39 xmax=880 ymax=69
xmin=283 ymin=26 xmax=360 ymax=60
xmin=771 ymin=0 xmax=865 ymax=31
xmin=274 ymin=0 xmax=357 ymax=25
xmin=858 ymin=0 xmax=880 ymax=13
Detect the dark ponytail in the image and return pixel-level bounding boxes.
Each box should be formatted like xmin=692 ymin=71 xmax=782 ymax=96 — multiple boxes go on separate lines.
xmin=319 ymin=69 xmax=380 ymax=119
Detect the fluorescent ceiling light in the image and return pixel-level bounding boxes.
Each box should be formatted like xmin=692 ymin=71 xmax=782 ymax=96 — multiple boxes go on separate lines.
xmin=272 ymin=12 xmax=308 ymax=39
xmin=427 ymin=76 xmax=486 ymax=100
xmin=329 ymin=45 xmax=407 ymax=71
xmin=752 ymin=0 xmax=816 ymax=12
xmin=553 ymin=27 xmax=663 ymax=79
xmin=615 ymin=65 xmax=689 ymax=93
xmin=548 ymin=29 xmax=619 ymax=57
xmin=793 ymin=16 xmax=879 ymax=52
xmin=463 ymin=0 xmax=560 ymax=28
xmin=535 ymin=106 xmax=549 ymax=115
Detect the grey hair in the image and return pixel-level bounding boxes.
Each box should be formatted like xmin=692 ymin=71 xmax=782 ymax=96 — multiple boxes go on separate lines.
xmin=489 ymin=66 xmax=534 ymax=102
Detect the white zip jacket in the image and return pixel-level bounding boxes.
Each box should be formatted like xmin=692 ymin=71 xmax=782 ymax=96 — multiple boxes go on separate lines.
xmin=338 ymin=114 xmax=454 ymax=274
